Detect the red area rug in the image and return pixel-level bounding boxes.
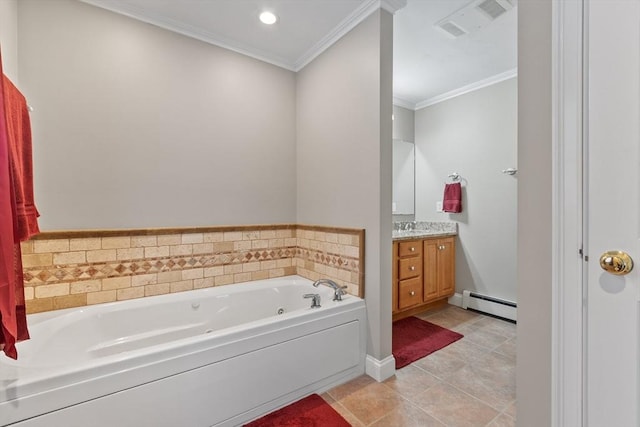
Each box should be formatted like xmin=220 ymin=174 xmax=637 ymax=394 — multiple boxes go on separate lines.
xmin=393 ymin=316 xmax=464 ymax=369
xmin=244 ymin=394 xmax=350 ymax=427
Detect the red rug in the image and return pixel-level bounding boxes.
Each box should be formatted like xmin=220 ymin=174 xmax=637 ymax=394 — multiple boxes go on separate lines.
xmin=393 ymin=316 xmax=463 ymax=369
xmin=244 ymin=394 xmax=350 ymax=427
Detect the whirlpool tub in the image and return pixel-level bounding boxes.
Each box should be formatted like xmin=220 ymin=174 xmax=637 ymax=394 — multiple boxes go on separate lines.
xmin=0 ymin=275 xmax=366 ymax=426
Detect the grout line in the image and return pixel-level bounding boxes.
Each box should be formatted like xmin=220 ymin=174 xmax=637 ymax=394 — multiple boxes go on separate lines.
xmin=410 ymin=357 xmax=465 ymax=383
xmin=334 ymin=401 xmax=364 ymax=427
xmin=485 ymin=409 xmax=516 ymax=426
xmin=485 ymin=412 xmax=504 ymax=426
xmin=445 ymin=381 xmax=509 ymax=417
xmin=448 ymin=377 xmax=513 ymax=415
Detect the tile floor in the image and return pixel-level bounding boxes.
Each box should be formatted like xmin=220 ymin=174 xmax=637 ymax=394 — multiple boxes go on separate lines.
xmin=322 ymin=305 xmax=517 ymax=427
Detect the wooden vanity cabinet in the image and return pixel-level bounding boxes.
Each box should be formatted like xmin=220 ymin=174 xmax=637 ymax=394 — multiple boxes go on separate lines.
xmin=435 ymin=237 xmax=455 ymax=297
xmin=393 ymin=236 xmax=455 ymax=319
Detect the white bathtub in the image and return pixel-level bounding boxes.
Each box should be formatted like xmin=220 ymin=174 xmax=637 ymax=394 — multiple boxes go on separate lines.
xmin=0 ymin=275 xmax=367 ymax=426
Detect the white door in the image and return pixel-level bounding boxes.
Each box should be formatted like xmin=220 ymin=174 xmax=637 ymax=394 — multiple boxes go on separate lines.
xmin=586 ymin=1 xmax=640 ymax=425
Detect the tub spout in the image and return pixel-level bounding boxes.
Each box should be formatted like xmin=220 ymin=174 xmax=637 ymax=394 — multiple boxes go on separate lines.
xmin=312 ymin=279 xmax=347 ymax=301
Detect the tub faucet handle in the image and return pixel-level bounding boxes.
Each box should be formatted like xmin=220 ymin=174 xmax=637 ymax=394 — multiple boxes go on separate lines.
xmin=303 ymin=293 xmax=321 ymax=308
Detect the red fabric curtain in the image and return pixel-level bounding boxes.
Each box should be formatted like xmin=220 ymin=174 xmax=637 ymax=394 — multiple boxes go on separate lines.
xmin=0 ymin=51 xmax=39 ymax=359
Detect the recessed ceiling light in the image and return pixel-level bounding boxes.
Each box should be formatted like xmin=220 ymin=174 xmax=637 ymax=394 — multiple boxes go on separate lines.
xmin=259 ymin=11 xmax=278 ymax=25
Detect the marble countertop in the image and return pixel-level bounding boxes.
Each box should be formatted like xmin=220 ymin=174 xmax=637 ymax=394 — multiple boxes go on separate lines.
xmin=392 ymin=221 xmax=457 ymax=241
xmin=392 ymin=230 xmax=457 ymax=241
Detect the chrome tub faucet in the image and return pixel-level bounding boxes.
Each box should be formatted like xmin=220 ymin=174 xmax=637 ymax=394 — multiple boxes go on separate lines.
xmin=312 ymin=279 xmax=347 ymax=301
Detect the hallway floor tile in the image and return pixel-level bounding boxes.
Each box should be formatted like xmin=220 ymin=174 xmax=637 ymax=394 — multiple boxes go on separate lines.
xmin=323 ymin=306 xmax=516 ymax=427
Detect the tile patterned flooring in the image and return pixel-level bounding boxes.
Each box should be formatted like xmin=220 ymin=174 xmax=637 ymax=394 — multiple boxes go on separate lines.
xmin=322 ymin=306 xmax=517 ymax=427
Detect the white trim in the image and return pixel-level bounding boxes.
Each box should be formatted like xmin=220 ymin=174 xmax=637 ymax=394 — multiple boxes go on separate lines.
xmin=80 ymin=0 xmax=407 ymax=73
xmin=415 ymin=68 xmax=518 ymax=110
xmin=379 ymin=0 xmax=408 ymax=14
xmin=365 ymin=354 xmax=396 ymax=382
xmin=551 ymin=0 xmax=584 ymax=426
xmin=448 ymin=292 xmax=463 ymax=308
xmin=392 ymin=97 xmax=415 ymax=110
xmin=294 ymin=0 xmax=407 ymax=71
xmin=79 ymin=0 xmax=296 ymax=70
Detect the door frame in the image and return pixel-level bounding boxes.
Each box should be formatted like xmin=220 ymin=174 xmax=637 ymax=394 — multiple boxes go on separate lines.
xmin=552 ymin=0 xmax=585 ymax=425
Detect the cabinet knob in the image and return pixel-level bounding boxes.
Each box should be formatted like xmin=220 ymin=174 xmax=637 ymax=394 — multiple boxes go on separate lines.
xmin=410 ymin=247 xmax=415 ymax=252
xmin=410 ymin=291 xmax=415 ymax=296
xmin=409 ymin=266 xmax=415 ymax=271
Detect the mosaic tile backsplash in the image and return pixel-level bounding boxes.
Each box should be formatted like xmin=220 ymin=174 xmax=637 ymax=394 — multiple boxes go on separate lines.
xmin=21 ymin=225 xmax=364 ymax=314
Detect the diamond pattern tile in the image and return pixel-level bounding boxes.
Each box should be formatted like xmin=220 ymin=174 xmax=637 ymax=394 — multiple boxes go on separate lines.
xmin=24 ymin=228 xmax=363 ymax=313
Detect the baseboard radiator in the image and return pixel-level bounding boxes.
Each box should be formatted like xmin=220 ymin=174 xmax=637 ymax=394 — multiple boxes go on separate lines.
xmin=461 ymin=290 xmax=517 ymax=322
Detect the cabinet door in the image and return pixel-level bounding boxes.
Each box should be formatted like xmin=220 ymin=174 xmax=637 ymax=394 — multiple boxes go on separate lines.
xmin=423 ymin=239 xmax=438 ymax=302
xmin=437 ymin=237 xmax=455 ymax=297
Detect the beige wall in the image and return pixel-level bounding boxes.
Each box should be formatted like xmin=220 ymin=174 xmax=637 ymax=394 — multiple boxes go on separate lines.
xmin=517 ymin=0 xmax=552 ymax=425
xmin=415 ymin=78 xmax=518 ymax=302
xmin=296 ymin=10 xmax=394 ymax=362
xmin=0 ymin=0 xmax=18 ymax=82
xmin=17 ymin=0 xmax=297 ymax=230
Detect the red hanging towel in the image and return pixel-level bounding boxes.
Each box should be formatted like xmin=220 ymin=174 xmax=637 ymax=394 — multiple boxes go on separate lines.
xmin=0 ymin=51 xmax=36 ymax=359
xmin=443 ymin=182 xmax=462 ymax=213
xmin=3 ymin=76 xmax=39 ymax=241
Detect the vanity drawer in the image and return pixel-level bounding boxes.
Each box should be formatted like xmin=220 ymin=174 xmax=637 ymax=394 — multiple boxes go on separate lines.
xmin=398 ymin=240 xmax=422 ymax=257
xmin=399 ymin=257 xmax=422 ymax=280
xmin=398 ymin=277 xmax=423 ymax=309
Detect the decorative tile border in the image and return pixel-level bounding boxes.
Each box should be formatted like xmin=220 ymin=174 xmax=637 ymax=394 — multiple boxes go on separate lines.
xmin=295 ymin=225 xmax=364 ymax=298
xmin=22 ymin=224 xmax=364 ymax=313
xmin=23 ymin=248 xmax=298 ymax=285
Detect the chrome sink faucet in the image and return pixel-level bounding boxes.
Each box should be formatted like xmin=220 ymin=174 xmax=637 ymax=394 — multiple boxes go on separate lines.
xmin=312 ymin=279 xmax=348 ymax=301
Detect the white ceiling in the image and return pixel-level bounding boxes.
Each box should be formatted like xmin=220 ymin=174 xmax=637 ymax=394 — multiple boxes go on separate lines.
xmin=79 ymin=0 xmax=517 ymax=110
xmin=393 ymin=0 xmax=517 ymax=108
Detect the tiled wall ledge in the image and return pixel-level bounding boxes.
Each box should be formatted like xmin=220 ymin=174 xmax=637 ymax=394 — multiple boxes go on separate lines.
xmin=22 ymin=224 xmax=364 ymax=314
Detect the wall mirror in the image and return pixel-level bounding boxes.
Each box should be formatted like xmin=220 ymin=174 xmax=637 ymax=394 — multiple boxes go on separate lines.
xmin=392 ymin=139 xmax=415 ymax=215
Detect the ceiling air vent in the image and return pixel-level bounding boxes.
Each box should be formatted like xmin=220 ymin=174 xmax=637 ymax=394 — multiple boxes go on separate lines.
xmin=476 ymin=0 xmax=514 ymax=20
xmin=438 ymin=21 xmax=468 ymax=38
xmin=434 ymin=0 xmax=515 ymax=38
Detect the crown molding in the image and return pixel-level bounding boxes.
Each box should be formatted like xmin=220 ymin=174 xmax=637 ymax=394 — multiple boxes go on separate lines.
xmin=294 ymin=0 xmax=407 ymax=71
xmin=80 ymin=0 xmax=408 ymax=73
xmin=80 ymin=0 xmax=298 ymax=71
xmin=392 ymin=97 xmax=416 ymax=110
xmin=415 ymin=68 xmax=518 ymax=110
xmin=380 ymin=0 xmax=409 ymax=14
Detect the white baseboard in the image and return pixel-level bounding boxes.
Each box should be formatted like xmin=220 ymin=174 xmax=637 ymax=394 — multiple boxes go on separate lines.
xmin=365 ymin=354 xmax=396 ymax=382
xmin=448 ymin=292 xmax=463 ymax=307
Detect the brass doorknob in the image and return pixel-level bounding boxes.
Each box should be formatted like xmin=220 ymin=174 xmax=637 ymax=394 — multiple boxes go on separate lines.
xmin=599 ymin=251 xmax=634 ymax=275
